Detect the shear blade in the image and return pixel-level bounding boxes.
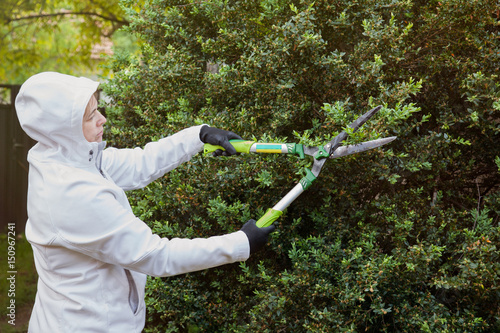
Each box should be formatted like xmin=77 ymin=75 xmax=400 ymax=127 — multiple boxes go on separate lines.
xmin=326 ymin=105 xmax=383 ymax=155
xmin=330 ymin=136 xmax=397 ymax=159
xmin=349 ymin=105 xmax=382 ymax=132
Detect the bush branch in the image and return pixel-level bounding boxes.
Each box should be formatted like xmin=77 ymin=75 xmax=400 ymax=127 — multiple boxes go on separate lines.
xmin=8 ymin=11 xmax=128 ymax=26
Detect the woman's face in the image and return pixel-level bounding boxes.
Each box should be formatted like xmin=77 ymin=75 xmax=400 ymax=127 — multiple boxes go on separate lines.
xmin=82 ymin=94 xmax=106 ymax=143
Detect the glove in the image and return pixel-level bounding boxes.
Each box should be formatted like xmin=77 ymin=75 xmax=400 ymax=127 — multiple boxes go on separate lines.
xmin=240 ymin=219 xmax=275 ymax=255
xmin=199 ymin=125 xmax=243 ymax=156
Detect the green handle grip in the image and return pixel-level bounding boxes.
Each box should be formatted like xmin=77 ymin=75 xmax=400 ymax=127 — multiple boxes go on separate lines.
xmin=299 ymin=168 xmax=317 ymax=190
xmin=256 ymin=208 xmax=283 ymax=228
xmin=204 ymin=139 xmax=255 ymax=155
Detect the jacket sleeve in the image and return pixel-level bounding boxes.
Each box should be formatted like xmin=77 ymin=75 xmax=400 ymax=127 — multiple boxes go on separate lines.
xmin=50 ymin=177 xmax=250 ymax=276
xmin=101 ymin=125 xmax=204 ymax=191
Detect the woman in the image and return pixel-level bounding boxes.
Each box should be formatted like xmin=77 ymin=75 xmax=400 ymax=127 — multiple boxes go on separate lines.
xmin=16 ymin=72 xmax=274 ymax=332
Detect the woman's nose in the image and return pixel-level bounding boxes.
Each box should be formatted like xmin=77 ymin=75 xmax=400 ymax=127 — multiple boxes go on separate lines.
xmin=97 ymin=111 xmax=107 ymax=125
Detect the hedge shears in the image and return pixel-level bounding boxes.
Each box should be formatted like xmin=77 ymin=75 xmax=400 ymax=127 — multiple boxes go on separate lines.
xmin=204 ymin=105 xmax=396 ymax=228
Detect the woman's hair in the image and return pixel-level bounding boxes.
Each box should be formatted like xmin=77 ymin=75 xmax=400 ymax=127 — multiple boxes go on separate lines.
xmin=84 ymin=92 xmax=99 ymax=117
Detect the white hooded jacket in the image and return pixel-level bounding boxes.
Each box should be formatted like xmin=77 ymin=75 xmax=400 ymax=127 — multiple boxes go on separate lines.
xmin=15 ymin=72 xmax=250 ymax=332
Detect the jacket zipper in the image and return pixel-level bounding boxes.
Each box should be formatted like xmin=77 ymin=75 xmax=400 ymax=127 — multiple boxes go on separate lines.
xmin=90 ymin=147 xmax=108 ymax=179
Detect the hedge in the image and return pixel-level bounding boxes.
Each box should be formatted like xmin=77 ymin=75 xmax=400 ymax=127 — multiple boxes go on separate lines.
xmin=102 ymin=0 xmax=499 ymax=331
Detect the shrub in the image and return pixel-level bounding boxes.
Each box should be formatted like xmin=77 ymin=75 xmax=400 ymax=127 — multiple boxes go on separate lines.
xmin=102 ymin=0 xmax=499 ymax=331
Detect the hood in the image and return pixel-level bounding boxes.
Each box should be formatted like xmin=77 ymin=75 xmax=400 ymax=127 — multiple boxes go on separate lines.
xmin=15 ymin=72 xmax=100 ymax=166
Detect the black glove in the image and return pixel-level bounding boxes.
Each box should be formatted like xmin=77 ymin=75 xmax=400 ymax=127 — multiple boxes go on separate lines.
xmin=199 ymin=125 xmax=243 ymax=156
xmin=241 ymin=219 xmax=275 ymax=255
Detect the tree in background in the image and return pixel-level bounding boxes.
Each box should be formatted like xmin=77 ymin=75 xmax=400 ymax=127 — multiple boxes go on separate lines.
xmin=103 ymin=0 xmax=499 ymax=331
xmin=0 ymin=0 xmax=139 ymax=83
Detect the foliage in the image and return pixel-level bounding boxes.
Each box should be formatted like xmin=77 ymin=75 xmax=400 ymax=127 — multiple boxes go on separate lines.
xmin=0 ymin=0 xmax=140 ymax=83
xmin=102 ymin=0 xmax=500 ymax=331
